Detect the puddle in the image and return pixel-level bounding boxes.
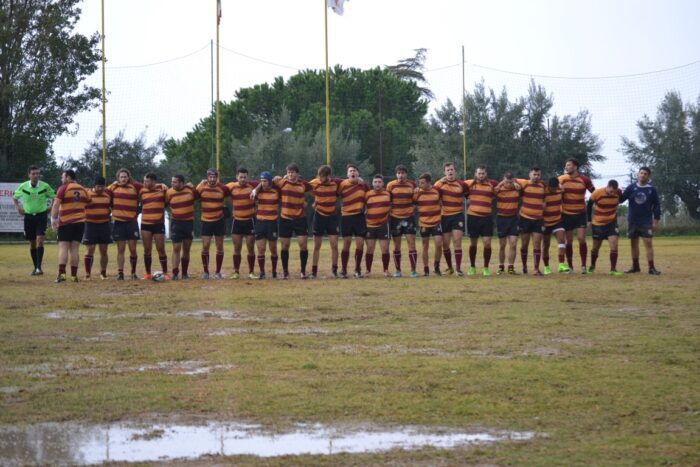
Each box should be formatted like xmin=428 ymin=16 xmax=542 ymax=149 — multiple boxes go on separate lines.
xmin=1 ymin=360 xmax=234 ymax=378
xmin=0 ymin=421 xmax=535 ymax=464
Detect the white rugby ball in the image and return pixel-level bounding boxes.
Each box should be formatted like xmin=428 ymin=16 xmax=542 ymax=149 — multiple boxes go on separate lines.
xmin=152 ymin=271 xmax=165 ymax=282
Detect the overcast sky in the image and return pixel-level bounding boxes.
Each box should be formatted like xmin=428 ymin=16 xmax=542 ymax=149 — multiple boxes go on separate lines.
xmin=54 ymin=0 xmax=700 ymax=179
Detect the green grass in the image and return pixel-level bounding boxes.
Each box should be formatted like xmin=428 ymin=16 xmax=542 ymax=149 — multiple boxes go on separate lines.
xmin=1 ymin=237 xmax=699 ymax=465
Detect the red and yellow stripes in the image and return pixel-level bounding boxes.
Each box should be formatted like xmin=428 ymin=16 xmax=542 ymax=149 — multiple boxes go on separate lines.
xmin=558 ymin=174 xmax=594 ymax=215
xmin=166 ymin=187 xmax=198 ymax=221
xmin=196 ymin=182 xmax=230 ymax=222
xmin=496 ymin=187 xmax=519 ymax=217
xmin=139 ymin=187 xmax=166 ymax=225
xmin=274 ymin=179 xmax=311 ymax=220
xmin=107 ymin=182 xmax=142 ymax=222
xmin=365 ymin=189 xmax=391 ymax=228
xmin=516 ymin=179 xmax=546 ymax=220
xmin=227 ymin=181 xmax=259 ymax=221
xmin=465 ymin=179 xmax=497 ymax=217
xmin=255 ymin=188 xmax=280 ymax=221
xmin=386 ymin=179 xmax=416 ymax=219
xmin=85 ymin=190 xmax=111 ymax=224
xmin=338 ymin=179 xmax=368 ymax=216
xmin=308 ymin=178 xmax=340 ymax=216
xmin=433 ymin=179 xmax=467 ymax=216
xmin=590 ymin=188 xmax=620 ymax=226
xmin=413 ymin=188 xmax=441 ymax=228
xmin=544 ymin=189 xmax=563 ymax=227
xmin=55 ymin=182 xmax=91 ymax=226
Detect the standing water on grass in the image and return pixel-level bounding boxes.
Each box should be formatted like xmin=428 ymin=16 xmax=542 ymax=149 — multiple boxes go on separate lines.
xmin=0 ymin=421 xmax=535 ymax=464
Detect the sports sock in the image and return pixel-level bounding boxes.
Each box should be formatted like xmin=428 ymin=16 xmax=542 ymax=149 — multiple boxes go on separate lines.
xmin=144 ymin=254 xmax=152 ymax=274
xmin=201 ymin=253 xmax=209 ymax=273
xmin=341 ymin=249 xmax=350 ymax=273
xmin=455 ymin=249 xmax=463 ymax=270
xmin=257 ymin=255 xmax=266 ymax=274
xmin=365 ymin=253 xmax=373 ymax=272
xmin=520 ymin=248 xmax=528 ymax=269
xmin=312 ymin=265 xmax=318 ymax=276
xmin=281 ymin=250 xmax=289 ymax=273
xmin=590 ymin=251 xmax=598 ymax=268
xmin=408 ymin=250 xmax=418 ymax=271
xmin=632 ymin=258 xmax=640 ymax=270
xmin=182 ymin=257 xmax=190 ymax=276
xmin=84 ymin=254 xmax=94 ymax=275
xmin=393 ymin=250 xmax=401 ymax=271
xmin=558 ymin=244 xmax=566 ymax=264
xmin=610 ymin=250 xmax=618 ymax=270
xmin=579 ymin=242 xmax=588 ymax=267
xmin=300 ymin=250 xmax=308 ymax=274
xmin=565 ymin=243 xmax=573 ymax=268
xmin=382 ymin=252 xmax=390 ymax=271
xmin=159 ymin=255 xmax=168 ymax=274
xmin=542 ymin=249 xmax=550 ymax=267
xmin=247 ymin=254 xmax=255 ymax=273
xmin=648 ymin=260 xmax=655 ymax=270
xmin=30 ymin=248 xmax=37 ymax=268
xmin=271 ymin=255 xmax=278 ymax=274
xmin=70 ymin=266 xmax=78 ymax=277
xmin=534 ymin=249 xmax=541 ymax=271
xmin=354 ymin=248 xmax=363 ymax=273
xmin=483 ymin=247 xmax=492 ymax=267
xmin=37 ymin=246 xmax=44 ymax=269
xmin=443 ymin=249 xmax=453 ymax=269
xmin=129 ymin=255 xmax=137 ymax=275
xmin=215 ymin=251 xmax=224 ymax=273
xmin=469 ymin=245 xmax=477 ymax=267
xmin=233 ymin=254 xmax=241 ymax=272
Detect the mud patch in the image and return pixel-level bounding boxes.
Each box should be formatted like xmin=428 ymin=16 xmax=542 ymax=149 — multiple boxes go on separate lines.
xmin=0 ymin=421 xmax=536 ymax=464
xmin=0 ymin=359 xmax=234 ymax=378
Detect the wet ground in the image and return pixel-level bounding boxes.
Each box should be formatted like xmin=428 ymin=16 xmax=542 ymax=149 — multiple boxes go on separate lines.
xmin=0 ymin=421 xmax=535 ymax=464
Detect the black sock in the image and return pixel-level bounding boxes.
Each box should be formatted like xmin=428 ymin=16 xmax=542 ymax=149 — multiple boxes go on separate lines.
xmin=300 ymin=250 xmax=308 ymax=274
xmin=37 ymin=246 xmax=44 ymax=269
xmin=281 ymin=250 xmax=289 ymax=273
xmin=30 ymin=248 xmax=37 ymax=268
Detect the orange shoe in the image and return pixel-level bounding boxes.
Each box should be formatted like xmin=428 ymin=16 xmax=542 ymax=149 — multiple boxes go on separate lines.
xmin=142 ymin=273 xmax=152 ymax=281
xmin=163 ymin=273 xmax=171 ymax=281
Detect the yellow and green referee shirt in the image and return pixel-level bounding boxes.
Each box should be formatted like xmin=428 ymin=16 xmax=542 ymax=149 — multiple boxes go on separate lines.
xmin=13 ymin=180 xmax=55 ymax=214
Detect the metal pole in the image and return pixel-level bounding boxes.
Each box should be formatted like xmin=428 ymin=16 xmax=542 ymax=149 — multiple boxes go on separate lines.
xmin=324 ymin=0 xmax=331 ymax=165
xmin=101 ymin=0 xmax=107 ymax=178
xmin=211 ymin=39 xmax=214 ymax=168
xmin=461 ymin=45 xmax=467 ymax=178
xmin=216 ymin=0 xmax=221 ymax=172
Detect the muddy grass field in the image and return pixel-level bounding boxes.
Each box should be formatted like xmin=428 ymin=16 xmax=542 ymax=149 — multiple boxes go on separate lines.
xmin=1 ymin=237 xmax=699 ymax=465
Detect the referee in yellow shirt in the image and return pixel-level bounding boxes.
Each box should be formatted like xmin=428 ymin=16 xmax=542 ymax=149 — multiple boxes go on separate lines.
xmin=12 ymin=166 xmax=55 ymax=275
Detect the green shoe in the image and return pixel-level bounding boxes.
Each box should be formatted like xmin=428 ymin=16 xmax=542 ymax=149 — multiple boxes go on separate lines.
xmin=482 ymin=267 xmax=490 ymax=277
xmin=543 ymin=266 xmax=552 ymax=275
xmin=467 ymin=266 xmax=477 ymax=276
xmin=610 ymin=270 xmax=623 ymax=276
xmin=557 ymin=263 xmax=570 ymax=273
xmin=587 ymin=266 xmax=595 ymax=274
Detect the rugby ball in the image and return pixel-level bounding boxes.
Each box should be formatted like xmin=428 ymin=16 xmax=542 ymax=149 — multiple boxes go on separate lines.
xmin=152 ymin=271 xmax=165 ymax=282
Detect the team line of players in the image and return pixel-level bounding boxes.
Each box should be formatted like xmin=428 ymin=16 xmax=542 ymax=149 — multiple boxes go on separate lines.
xmin=44 ymin=158 xmax=662 ymax=282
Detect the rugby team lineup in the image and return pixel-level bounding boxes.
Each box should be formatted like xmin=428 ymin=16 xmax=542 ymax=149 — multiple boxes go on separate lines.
xmin=12 ymin=158 xmax=662 ymax=283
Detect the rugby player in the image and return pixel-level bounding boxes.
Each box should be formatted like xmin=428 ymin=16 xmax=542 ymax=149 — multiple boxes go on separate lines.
xmin=51 ymin=169 xmax=91 ymax=283
xmin=139 ymin=173 xmax=169 ymax=280
xmin=494 ymin=172 xmax=520 ymax=274
xmin=272 ymin=163 xmax=312 ymax=279
xmin=165 ymin=175 xmax=198 ymax=280
xmin=12 ymin=166 xmax=54 ymax=275
xmin=338 ymin=164 xmax=369 ymax=278
xmin=465 ymin=165 xmax=498 ymax=276
xmin=413 ymin=173 xmax=443 ymax=276
xmin=107 ymin=168 xmax=142 ymax=280
xmin=587 ymin=180 xmax=622 ymax=275
xmin=253 ymin=171 xmax=280 ymax=279
xmin=542 ymin=177 xmax=570 ymax=275
xmin=516 ymin=167 xmax=547 ymax=276
xmin=619 ymin=167 xmax=661 ymax=275
xmin=434 ymin=162 xmax=468 ymax=275
xmin=308 ymin=165 xmax=341 ymax=278
xmin=558 ymin=158 xmax=595 ymax=273
xmin=386 ymin=165 xmax=418 ymax=278
xmin=227 ymin=168 xmax=259 ymax=279
xmin=364 ymin=175 xmax=392 ymax=277
xmin=82 ymin=176 xmax=112 ymax=280
xmin=196 ymin=168 xmax=230 ymax=279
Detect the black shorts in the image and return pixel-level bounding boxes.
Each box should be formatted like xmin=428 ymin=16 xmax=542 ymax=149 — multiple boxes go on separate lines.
xmin=467 ymin=215 xmax=493 ymax=238
xmin=23 ymin=212 xmax=48 ymax=241
xmin=279 ymin=217 xmax=308 ymax=238
xmin=341 ymin=213 xmax=366 ymax=238
xmin=112 ymin=220 xmax=140 ymax=241
xmin=441 ymin=212 xmax=465 ymax=233
xmin=543 ymin=222 xmax=565 ymax=235
xmin=57 ymin=222 xmax=85 ymax=243
xmin=518 ymin=217 xmax=544 ymax=235
xmin=627 ymin=223 xmax=653 ymax=239
xmin=365 ymin=224 xmax=390 ymax=240
xmin=141 ymin=223 xmax=165 ymax=235
xmin=255 ymin=219 xmax=279 ymax=241
xmin=170 ymin=220 xmax=194 ymax=243
xmin=562 ymin=212 xmax=587 ymax=231
xmin=390 ymin=216 xmax=417 ymax=237
xmin=312 ymin=212 xmax=340 ymax=237
xmin=232 ymin=218 xmax=255 ymax=236
xmin=82 ymin=222 xmax=113 ymax=245
xmin=592 ymin=221 xmax=619 ymax=240
xmin=496 ymin=216 xmax=519 ymax=238
xmin=420 ymin=225 xmax=443 ymax=237
xmin=201 ymin=218 xmax=225 ymax=237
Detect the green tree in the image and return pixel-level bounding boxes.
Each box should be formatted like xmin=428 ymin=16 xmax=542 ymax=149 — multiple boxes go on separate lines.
xmin=621 ymin=91 xmax=700 ymax=220
xmin=66 ymin=131 xmax=166 ymax=186
xmin=0 ymin=0 xmax=100 ymax=180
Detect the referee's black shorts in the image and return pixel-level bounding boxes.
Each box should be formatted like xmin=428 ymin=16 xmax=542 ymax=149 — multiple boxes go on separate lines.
xmin=24 ymin=211 xmax=48 ymax=241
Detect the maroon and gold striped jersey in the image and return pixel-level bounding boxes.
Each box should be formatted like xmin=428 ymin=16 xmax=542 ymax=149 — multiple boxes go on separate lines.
xmin=433 ymin=179 xmax=467 ymax=216
xmin=386 ymin=179 xmax=416 ymax=219
xmin=55 ymin=182 xmax=91 ymax=226
xmin=413 ymin=187 xmax=441 ymax=228
xmin=558 ymin=174 xmax=594 ymax=215
xmin=516 ymin=179 xmax=546 ymax=221
xmin=308 ymin=178 xmax=340 ymax=216
xmin=166 ymin=187 xmax=198 ymax=221
xmin=85 ymin=189 xmax=111 ymax=224
xmin=337 ymin=179 xmax=369 ymax=216
xmin=139 ymin=186 xmax=166 ymax=225
xmin=544 ymin=189 xmax=563 ymax=227
xmin=274 ymin=178 xmax=311 ymax=220
xmin=590 ymin=187 xmax=621 ymax=226
xmin=255 ymin=187 xmax=280 ymax=221
xmin=465 ymin=179 xmax=498 ymax=217
xmin=196 ymin=182 xmax=230 ymax=222
xmin=107 ymin=182 xmax=142 ymax=222
xmin=226 ymin=181 xmax=259 ymax=221
xmin=365 ymin=189 xmax=391 ymax=228
xmin=495 ymin=186 xmax=519 ymax=217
